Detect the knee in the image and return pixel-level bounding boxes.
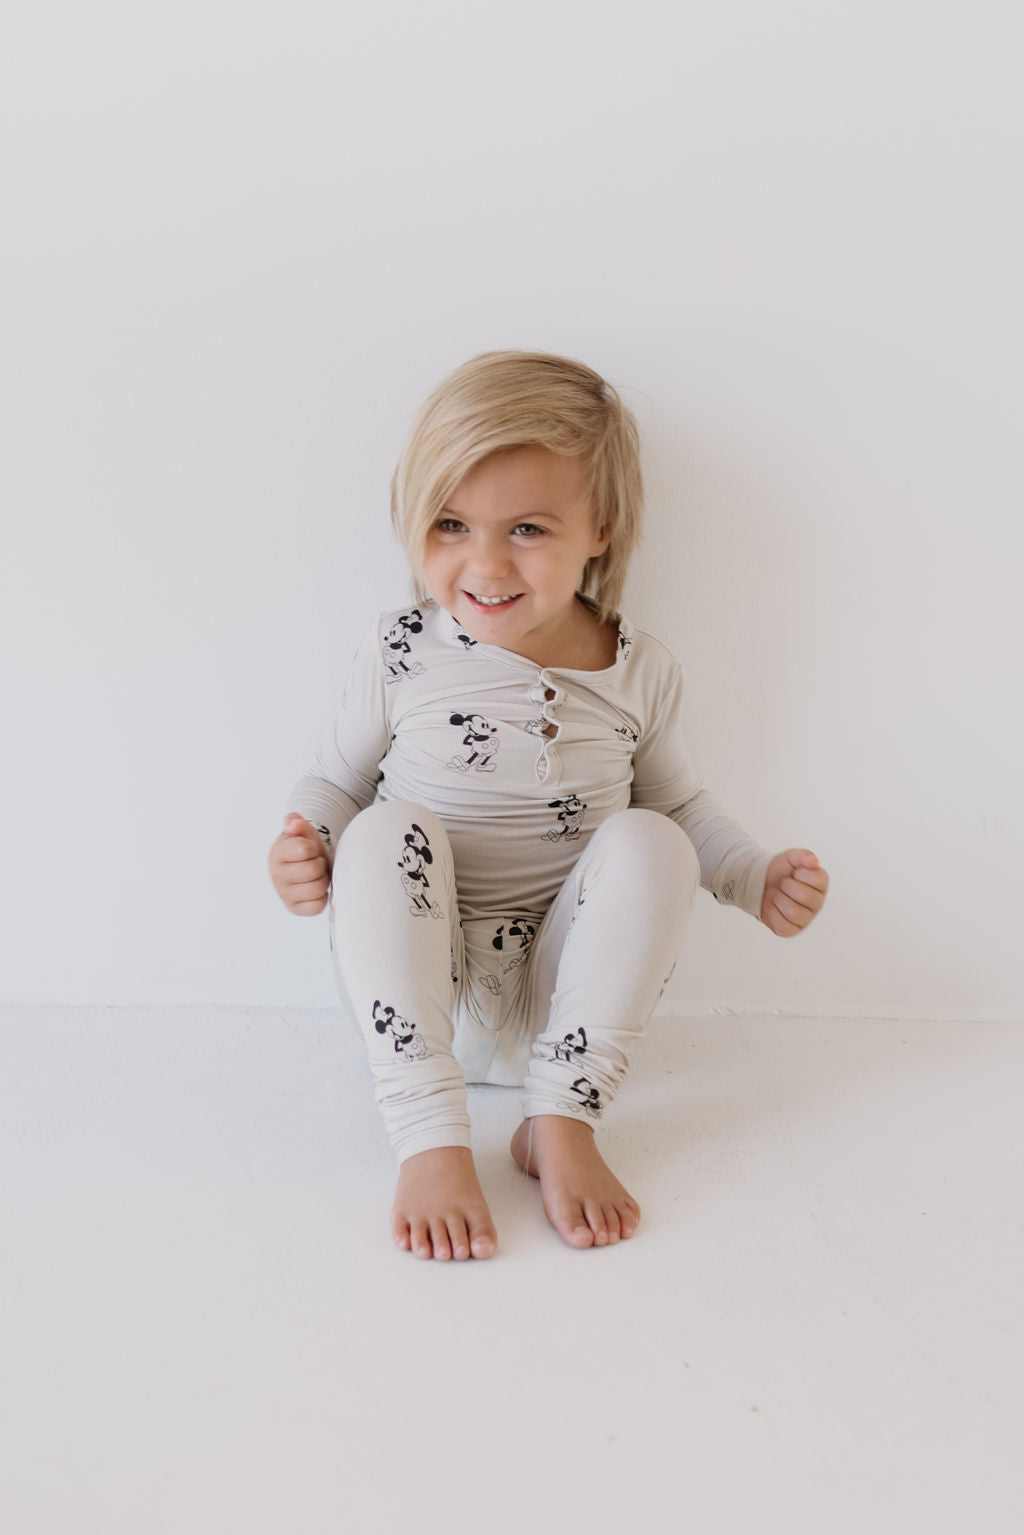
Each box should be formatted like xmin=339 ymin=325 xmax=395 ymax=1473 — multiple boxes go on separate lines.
xmin=336 ymin=800 xmax=451 ymax=869
xmin=593 ymin=809 xmax=699 ymax=895
xmin=342 ymin=799 xmax=445 ymax=844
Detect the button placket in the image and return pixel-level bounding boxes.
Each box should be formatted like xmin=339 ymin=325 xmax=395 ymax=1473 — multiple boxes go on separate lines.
xmin=528 ymin=670 xmax=563 ymax=782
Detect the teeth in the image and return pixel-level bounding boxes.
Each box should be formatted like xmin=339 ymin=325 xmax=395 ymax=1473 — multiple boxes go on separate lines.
xmin=471 ymin=594 xmax=516 ymax=605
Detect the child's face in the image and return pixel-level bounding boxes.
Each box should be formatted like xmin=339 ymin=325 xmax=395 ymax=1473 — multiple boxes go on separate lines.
xmin=421 ymin=446 xmax=609 ymax=664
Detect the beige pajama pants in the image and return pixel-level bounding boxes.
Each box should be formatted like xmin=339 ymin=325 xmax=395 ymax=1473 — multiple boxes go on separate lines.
xmin=329 ymin=800 xmax=699 ymax=1164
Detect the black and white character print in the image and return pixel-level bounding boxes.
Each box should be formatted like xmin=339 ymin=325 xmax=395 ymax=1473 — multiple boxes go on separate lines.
xmin=542 ymin=793 xmax=587 ymax=842
xmin=453 ymin=624 xmax=477 ymax=650
xmin=618 ymin=632 xmax=633 ymax=661
xmin=372 ymin=1001 xmax=429 ymax=1061
xmin=491 ymin=917 xmax=536 ymax=972
xmin=313 ymin=822 xmax=333 ymax=851
xmin=382 ymin=610 xmax=427 ymax=683
xmin=614 ymin=724 xmax=639 ymax=746
xmin=447 ymin=712 xmax=500 ymax=773
xmin=397 ymin=823 xmax=444 ymax=918
xmin=556 ymin=1075 xmax=604 ymax=1120
xmin=553 ymin=1027 xmax=588 ymax=1063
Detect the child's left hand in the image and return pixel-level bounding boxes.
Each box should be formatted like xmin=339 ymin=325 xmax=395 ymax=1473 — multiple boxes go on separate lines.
xmin=760 ymin=849 xmax=829 ymax=937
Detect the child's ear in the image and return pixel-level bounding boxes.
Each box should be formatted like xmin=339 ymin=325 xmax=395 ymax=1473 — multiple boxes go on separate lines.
xmin=590 ymin=524 xmax=611 ymax=557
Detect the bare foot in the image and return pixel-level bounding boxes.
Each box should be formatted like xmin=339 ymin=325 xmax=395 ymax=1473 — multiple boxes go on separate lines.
xmin=392 ymin=1146 xmax=498 ymax=1260
xmin=510 ymin=1116 xmax=641 ymax=1249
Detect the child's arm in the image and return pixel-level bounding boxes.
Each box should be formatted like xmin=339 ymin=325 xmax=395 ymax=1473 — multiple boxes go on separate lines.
xmin=271 ymin=616 xmax=390 ymax=911
xmin=631 ymin=654 xmax=828 ymax=933
xmin=666 ymin=785 xmax=773 ymax=919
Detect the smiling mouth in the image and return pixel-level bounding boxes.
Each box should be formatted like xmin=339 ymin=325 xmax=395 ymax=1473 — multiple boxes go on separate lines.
xmin=465 ymin=592 xmax=521 ymax=607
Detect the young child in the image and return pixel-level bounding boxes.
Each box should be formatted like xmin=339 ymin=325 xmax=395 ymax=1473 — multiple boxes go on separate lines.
xmin=268 ymin=350 xmax=829 ymax=1261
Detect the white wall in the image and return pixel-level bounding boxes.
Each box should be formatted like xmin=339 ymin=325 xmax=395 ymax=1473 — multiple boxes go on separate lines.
xmin=3 ymin=0 xmax=1021 ymax=1019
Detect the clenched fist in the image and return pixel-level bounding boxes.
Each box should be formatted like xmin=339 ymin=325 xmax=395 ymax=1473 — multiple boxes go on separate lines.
xmin=269 ymin=814 xmax=330 ymax=915
xmin=760 ymin=848 xmax=829 ymax=937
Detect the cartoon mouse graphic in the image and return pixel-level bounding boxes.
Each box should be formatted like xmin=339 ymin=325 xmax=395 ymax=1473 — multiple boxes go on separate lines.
xmin=553 ymin=1075 xmax=603 ymax=1120
xmin=448 ymin=712 xmax=500 ymax=773
xmin=553 ymin=1027 xmax=588 ymax=1063
xmin=542 ymin=794 xmax=587 ymax=841
xmin=382 ymin=610 xmax=427 ymax=683
xmin=397 ymin=823 xmax=443 ymax=918
xmin=372 ymin=1001 xmax=428 ymax=1060
xmin=560 ymin=1076 xmax=603 ymax=1118
xmin=492 ymin=917 xmax=536 ymax=971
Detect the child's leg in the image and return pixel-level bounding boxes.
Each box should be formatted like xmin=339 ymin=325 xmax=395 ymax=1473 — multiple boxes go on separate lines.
xmin=330 ymin=800 xmax=496 ymax=1260
xmin=331 ymin=800 xmax=469 ymax=1161
xmin=522 ymin=807 xmax=698 ymax=1121
xmin=513 ymin=808 xmax=699 ymax=1246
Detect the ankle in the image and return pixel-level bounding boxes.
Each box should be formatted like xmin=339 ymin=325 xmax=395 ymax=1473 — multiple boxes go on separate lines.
xmin=400 ymin=1144 xmax=475 ymax=1171
xmin=529 ymin=1113 xmax=594 ymax=1135
xmin=406 ymin=1143 xmax=474 ymax=1159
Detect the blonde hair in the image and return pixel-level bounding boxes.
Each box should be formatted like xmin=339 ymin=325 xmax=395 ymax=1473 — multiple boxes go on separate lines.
xmin=390 ymin=350 xmax=643 ymax=622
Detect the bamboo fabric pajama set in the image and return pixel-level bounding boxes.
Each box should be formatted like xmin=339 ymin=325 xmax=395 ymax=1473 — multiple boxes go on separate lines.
xmin=286 ymin=599 xmax=772 ymax=1163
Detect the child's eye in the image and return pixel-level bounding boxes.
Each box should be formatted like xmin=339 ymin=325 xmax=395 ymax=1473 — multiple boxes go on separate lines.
xmin=436 ymin=518 xmax=466 ymax=533
xmin=513 ymin=523 xmax=545 ymax=538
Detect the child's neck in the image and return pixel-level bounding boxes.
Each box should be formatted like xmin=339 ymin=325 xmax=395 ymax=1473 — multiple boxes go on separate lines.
xmin=513 ymin=598 xmax=619 ymax=673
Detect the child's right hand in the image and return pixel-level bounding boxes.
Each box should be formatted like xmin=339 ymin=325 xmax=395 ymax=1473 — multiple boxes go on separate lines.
xmin=269 ymin=814 xmax=330 ymax=915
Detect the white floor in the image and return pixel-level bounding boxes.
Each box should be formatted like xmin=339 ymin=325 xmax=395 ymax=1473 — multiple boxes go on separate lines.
xmin=2 ymin=1006 xmax=1022 ymax=1535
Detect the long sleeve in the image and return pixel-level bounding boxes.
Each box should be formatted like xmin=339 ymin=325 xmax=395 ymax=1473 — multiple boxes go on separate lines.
xmin=284 ymin=617 xmax=391 ymax=871
xmin=630 ymin=661 xmax=772 ymax=921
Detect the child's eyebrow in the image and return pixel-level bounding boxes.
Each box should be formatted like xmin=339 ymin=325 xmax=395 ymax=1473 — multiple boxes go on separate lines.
xmin=441 ymin=508 xmax=565 ymax=524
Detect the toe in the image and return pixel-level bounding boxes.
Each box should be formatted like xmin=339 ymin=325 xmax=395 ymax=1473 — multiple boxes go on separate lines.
xmin=604 ymin=1205 xmax=622 ymax=1244
xmin=410 ymin=1217 xmax=432 ymax=1259
xmin=430 ymin=1218 xmax=452 ymax=1260
xmin=447 ymin=1213 xmax=471 ymax=1260
xmin=584 ymin=1198 xmax=609 ymax=1245
xmin=552 ymin=1195 xmax=594 ymax=1248
xmin=392 ymin=1217 xmax=412 ymax=1252
xmin=468 ymin=1209 xmax=498 ymax=1258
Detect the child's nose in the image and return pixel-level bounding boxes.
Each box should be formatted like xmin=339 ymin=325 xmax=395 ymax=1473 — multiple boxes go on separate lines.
xmin=468 ymin=534 xmax=511 ymax=577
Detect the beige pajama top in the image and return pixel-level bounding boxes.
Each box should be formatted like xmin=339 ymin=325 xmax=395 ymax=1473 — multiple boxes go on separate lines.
xmin=286 ymin=599 xmax=772 ymax=924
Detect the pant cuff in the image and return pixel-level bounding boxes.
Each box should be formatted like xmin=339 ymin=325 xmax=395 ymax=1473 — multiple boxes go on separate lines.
xmin=394 ymin=1123 xmax=473 ymax=1164
xmin=521 ymin=1082 xmax=606 ymax=1125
